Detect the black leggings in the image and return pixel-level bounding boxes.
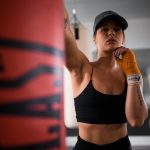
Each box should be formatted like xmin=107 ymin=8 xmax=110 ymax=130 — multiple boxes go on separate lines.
xmin=73 ymin=135 xmax=132 ymax=150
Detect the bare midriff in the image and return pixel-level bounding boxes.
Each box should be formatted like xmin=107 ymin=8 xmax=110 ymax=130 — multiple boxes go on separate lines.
xmin=78 ymin=122 xmax=128 ymax=145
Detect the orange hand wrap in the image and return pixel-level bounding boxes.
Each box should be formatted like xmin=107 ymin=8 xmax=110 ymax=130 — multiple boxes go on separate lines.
xmin=116 ymin=49 xmax=141 ymax=76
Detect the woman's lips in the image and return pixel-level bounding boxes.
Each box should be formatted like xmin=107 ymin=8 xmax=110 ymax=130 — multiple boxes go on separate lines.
xmin=106 ymin=39 xmax=117 ymax=43
xmin=106 ymin=39 xmax=118 ymax=47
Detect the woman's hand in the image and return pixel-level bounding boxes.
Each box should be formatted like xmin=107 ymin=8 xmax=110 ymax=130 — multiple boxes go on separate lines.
xmin=113 ymin=46 xmax=128 ymax=59
xmin=114 ymin=47 xmax=141 ymax=85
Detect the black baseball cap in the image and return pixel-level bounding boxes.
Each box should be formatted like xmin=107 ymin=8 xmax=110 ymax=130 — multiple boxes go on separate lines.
xmin=93 ymin=10 xmax=128 ymax=36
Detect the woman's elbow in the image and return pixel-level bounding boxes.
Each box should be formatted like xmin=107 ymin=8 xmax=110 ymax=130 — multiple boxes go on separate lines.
xmin=128 ymin=118 xmax=146 ymax=128
xmin=129 ymin=121 xmax=144 ymax=128
xmin=127 ymin=109 xmax=149 ymax=128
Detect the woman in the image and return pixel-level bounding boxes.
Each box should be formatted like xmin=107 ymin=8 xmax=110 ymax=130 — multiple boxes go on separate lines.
xmin=64 ymin=9 xmax=148 ymax=150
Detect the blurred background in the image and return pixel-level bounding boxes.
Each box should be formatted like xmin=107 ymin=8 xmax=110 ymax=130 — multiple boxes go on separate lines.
xmin=64 ymin=0 xmax=150 ymax=150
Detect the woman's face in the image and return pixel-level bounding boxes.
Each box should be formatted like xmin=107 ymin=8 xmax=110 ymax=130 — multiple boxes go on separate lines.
xmin=94 ymin=19 xmax=124 ymax=53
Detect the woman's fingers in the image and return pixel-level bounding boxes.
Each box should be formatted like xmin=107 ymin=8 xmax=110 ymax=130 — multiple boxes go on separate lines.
xmin=114 ymin=47 xmax=129 ymax=59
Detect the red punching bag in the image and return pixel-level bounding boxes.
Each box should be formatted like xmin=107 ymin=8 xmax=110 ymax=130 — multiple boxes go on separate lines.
xmin=0 ymin=0 xmax=65 ymax=149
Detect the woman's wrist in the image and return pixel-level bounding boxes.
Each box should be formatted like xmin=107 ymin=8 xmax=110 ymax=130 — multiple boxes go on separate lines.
xmin=127 ymin=74 xmax=142 ymax=85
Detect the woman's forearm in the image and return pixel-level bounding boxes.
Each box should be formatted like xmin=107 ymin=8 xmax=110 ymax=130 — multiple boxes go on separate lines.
xmin=126 ymin=80 xmax=148 ymax=127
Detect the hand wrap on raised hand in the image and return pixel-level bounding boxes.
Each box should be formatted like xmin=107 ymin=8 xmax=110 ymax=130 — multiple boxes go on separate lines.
xmin=116 ymin=49 xmax=142 ymax=85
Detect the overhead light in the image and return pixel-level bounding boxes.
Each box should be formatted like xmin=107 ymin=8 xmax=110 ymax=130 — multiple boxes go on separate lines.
xmin=71 ymin=8 xmax=80 ymax=40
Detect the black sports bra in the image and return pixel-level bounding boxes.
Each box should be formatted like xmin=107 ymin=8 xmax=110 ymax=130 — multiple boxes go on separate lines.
xmin=74 ymin=67 xmax=127 ymax=124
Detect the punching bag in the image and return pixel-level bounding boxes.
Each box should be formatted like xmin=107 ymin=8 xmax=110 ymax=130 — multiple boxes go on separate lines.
xmin=0 ymin=0 xmax=65 ymax=150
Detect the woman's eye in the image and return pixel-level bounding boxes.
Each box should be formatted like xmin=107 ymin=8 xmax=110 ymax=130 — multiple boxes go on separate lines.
xmin=114 ymin=28 xmax=122 ymax=32
xmin=99 ymin=27 xmax=122 ymax=33
xmin=102 ymin=28 xmax=108 ymax=32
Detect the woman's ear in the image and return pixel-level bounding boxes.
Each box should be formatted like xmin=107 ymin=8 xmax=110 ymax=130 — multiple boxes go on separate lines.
xmin=93 ymin=39 xmax=95 ymax=44
xmin=122 ymin=32 xmax=125 ymax=45
xmin=122 ymin=40 xmax=124 ymax=45
xmin=93 ymin=36 xmax=96 ymax=45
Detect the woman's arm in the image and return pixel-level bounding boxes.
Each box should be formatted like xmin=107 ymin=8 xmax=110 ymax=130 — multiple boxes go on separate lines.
xmin=126 ymin=78 xmax=148 ymax=127
xmin=115 ymin=48 xmax=148 ymax=127
xmin=64 ymin=8 xmax=89 ymax=74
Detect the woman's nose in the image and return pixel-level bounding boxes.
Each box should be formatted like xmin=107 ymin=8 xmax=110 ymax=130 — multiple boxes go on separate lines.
xmin=108 ymin=28 xmax=115 ymax=35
